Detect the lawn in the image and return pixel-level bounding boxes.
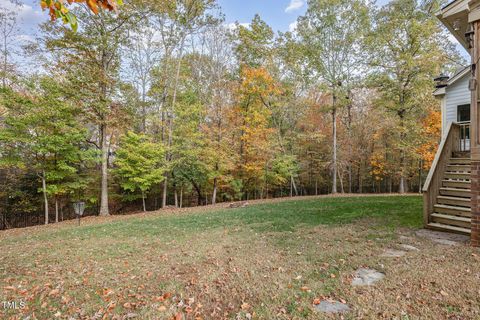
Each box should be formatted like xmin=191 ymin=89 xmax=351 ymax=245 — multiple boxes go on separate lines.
xmin=1 ymin=195 xmax=479 ymax=319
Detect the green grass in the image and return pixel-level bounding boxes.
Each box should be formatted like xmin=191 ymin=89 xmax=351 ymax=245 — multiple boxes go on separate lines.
xmin=10 ymin=195 xmax=422 ymax=245
xmin=3 ymin=195 xmax=438 ymax=320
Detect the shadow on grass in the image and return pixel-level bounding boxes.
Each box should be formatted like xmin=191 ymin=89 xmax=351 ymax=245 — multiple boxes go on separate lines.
xmin=26 ymin=196 xmax=422 ymax=243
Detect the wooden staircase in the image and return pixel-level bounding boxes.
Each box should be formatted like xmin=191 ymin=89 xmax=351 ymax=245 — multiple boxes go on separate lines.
xmin=423 ymin=122 xmax=471 ymax=235
xmin=428 ymin=156 xmax=471 ymax=234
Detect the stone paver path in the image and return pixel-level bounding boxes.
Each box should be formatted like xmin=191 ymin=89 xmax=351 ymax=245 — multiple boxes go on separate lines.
xmin=381 ymin=249 xmax=407 ymax=257
xmin=351 ymin=268 xmax=385 ymax=286
xmin=399 ymin=244 xmax=420 ymax=251
xmin=314 ymin=300 xmax=350 ymax=314
xmin=415 ymin=229 xmax=469 ymax=246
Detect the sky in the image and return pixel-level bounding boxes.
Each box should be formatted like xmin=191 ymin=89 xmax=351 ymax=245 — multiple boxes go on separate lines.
xmin=5 ymin=0 xmax=468 ymax=60
xmin=12 ymin=0 xmax=393 ymax=40
xmin=217 ymin=0 xmax=307 ymax=33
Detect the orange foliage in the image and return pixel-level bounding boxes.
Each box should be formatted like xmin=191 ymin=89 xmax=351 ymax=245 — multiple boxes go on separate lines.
xmin=41 ymin=0 xmax=120 ymax=31
xmin=235 ymin=66 xmax=279 ymax=185
xmin=418 ymin=109 xmax=441 ymax=169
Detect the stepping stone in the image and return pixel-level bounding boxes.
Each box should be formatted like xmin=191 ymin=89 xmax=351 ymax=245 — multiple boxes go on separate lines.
xmin=381 ymin=249 xmax=407 ymax=258
xmin=314 ymin=300 xmax=350 ymax=314
xmin=415 ymin=229 xmax=469 ymax=246
xmin=399 ymin=244 xmax=420 ymax=251
xmin=351 ymin=268 xmax=385 ymax=286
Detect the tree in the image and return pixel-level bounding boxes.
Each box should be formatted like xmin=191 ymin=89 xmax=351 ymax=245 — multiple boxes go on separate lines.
xmin=0 ymin=3 xmax=19 ymax=89
xmin=296 ymin=0 xmax=371 ymax=194
xmin=43 ymin=2 xmax=142 ymax=216
xmin=114 ymin=131 xmax=165 ymax=212
xmin=368 ymin=0 xmax=456 ymax=193
xmin=148 ymin=0 xmax=219 ymax=207
xmin=0 ymin=77 xmax=91 ymax=224
xmin=40 ymin=0 xmax=122 ymax=31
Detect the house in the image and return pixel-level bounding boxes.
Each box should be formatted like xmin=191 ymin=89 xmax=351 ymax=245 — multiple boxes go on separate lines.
xmin=433 ymin=67 xmax=470 ymax=141
xmin=423 ymin=0 xmax=480 ymax=246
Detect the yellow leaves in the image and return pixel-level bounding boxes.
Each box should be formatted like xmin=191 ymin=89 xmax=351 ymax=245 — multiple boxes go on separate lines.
xmin=239 ymin=66 xmax=282 ymax=98
xmin=418 ymin=108 xmax=441 ymax=169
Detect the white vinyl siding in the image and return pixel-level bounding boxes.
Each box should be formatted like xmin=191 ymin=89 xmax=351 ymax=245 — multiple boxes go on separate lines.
xmin=444 ymin=73 xmax=470 ymax=135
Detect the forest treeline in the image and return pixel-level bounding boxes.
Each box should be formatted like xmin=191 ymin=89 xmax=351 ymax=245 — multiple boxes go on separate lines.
xmin=0 ymin=0 xmax=463 ymax=228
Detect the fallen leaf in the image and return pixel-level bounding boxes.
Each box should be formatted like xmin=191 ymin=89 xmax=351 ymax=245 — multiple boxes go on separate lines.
xmin=313 ymin=298 xmax=321 ymax=305
xmin=48 ymin=289 xmax=60 ymax=297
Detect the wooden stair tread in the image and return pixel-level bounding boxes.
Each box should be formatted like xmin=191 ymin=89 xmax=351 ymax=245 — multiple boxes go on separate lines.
xmin=448 ymin=158 xmax=471 ymax=164
xmin=442 ymin=180 xmax=470 ymax=188
xmin=431 ymin=213 xmax=471 ymax=222
xmin=436 ymin=195 xmax=471 ymax=207
xmin=439 ymin=187 xmax=471 ymax=192
xmin=427 ymin=223 xmax=471 ymax=234
xmin=437 ymin=195 xmax=470 ymax=201
xmin=433 ymin=204 xmax=470 ymax=212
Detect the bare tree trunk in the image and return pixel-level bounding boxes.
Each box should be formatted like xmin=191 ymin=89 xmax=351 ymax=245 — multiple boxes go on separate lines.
xmin=42 ymin=170 xmax=49 ymax=225
xmin=174 ymin=187 xmax=178 ymax=208
xmin=162 ymin=176 xmax=168 ymax=208
xmin=212 ymin=177 xmax=217 ymax=205
xmin=291 ymin=175 xmax=298 ymax=196
xmin=142 ymin=191 xmax=146 ymax=212
xmin=399 ymin=149 xmax=406 ymax=194
xmin=332 ymin=104 xmax=338 ymax=194
xmin=347 ymin=101 xmax=353 ymax=193
xmin=180 ymin=187 xmax=183 ymax=208
xmin=55 ymin=198 xmax=59 ymax=223
xmin=418 ymin=159 xmax=423 ymax=194
xmin=162 ymin=40 xmax=185 ymax=209
xmin=99 ymin=124 xmax=110 ymax=216
xmin=338 ymin=170 xmax=345 ymax=193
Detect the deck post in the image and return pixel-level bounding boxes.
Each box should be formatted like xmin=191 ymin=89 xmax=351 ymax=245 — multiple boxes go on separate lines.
xmin=470 ymin=17 xmax=480 ymax=247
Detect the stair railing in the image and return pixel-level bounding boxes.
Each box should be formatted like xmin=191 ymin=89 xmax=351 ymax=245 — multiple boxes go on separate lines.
xmin=457 ymin=121 xmax=470 ymax=152
xmin=423 ymin=122 xmax=462 ymax=226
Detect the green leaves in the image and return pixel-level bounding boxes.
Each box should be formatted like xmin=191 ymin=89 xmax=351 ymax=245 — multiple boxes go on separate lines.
xmin=0 ymin=76 xmax=93 ymax=199
xmin=114 ymin=131 xmax=166 ymax=196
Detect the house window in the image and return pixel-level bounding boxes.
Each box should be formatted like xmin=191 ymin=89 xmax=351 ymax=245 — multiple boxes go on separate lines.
xmin=457 ymin=104 xmax=470 ymax=122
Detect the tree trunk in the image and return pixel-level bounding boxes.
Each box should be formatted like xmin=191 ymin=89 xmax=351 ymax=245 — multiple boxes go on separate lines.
xmin=332 ymin=102 xmax=338 ymax=194
xmin=291 ymin=175 xmax=298 ymax=196
xmin=174 ymin=187 xmax=178 ymax=208
xmin=142 ymin=191 xmax=146 ymax=212
xmin=55 ymin=198 xmax=59 ymax=223
xmin=180 ymin=187 xmax=183 ymax=208
xmin=418 ymin=159 xmax=423 ymax=194
xmin=212 ymin=177 xmax=217 ymax=205
xmin=338 ymin=170 xmax=345 ymax=193
xmin=42 ymin=170 xmax=49 ymax=225
xmin=399 ymin=151 xmax=407 ymax=194
xmin=162 ymin=176 xmax=168 ymax=208
xmin=99 ymin=124 xmax=110 ymax=216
